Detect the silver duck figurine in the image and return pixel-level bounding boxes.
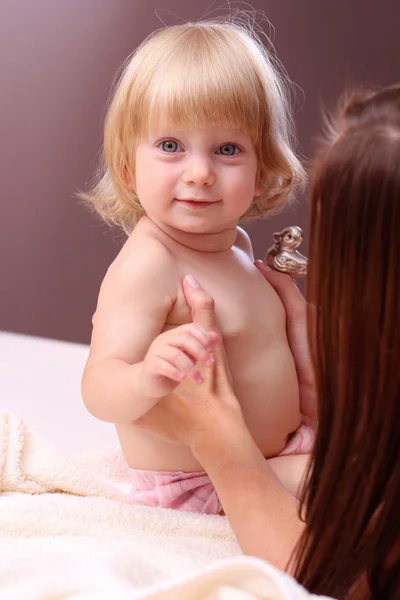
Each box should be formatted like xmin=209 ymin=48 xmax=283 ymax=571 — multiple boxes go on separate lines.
xmin=265 ymin=226 xmax=308 ymax=278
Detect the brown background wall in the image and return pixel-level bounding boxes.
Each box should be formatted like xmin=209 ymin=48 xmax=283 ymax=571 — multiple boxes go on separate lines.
xmin=1 ymin=0 xmax=399 ymax=344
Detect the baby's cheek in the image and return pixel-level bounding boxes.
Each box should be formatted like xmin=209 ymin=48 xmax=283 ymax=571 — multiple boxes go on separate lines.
xmin=234 ymin=179 xmax=258 ymax=207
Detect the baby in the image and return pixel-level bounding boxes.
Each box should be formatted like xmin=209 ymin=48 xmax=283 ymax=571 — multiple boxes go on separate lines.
xmin=81 ymin=19 xmax=314 ymax=514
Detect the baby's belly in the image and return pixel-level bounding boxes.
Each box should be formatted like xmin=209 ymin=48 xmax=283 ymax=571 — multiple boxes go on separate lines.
xmin=233 ymin=344 xmax=302 ymax=458
xmin=118 ymin=342 xmax=301 ymax=472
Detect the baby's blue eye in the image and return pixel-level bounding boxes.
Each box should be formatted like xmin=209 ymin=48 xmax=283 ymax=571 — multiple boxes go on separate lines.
xmin=159 ymin=140 xmax=182 ymax=153
xmin=216 ymin=144 xmax=240 ymax=156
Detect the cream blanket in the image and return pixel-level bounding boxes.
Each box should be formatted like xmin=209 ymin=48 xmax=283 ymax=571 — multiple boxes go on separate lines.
xmin=0 ymin=410 xmax=331 ymax=599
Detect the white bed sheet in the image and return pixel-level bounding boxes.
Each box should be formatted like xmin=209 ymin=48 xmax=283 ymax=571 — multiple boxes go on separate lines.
xmin=0 ymin=331 xmax=118 ymax=453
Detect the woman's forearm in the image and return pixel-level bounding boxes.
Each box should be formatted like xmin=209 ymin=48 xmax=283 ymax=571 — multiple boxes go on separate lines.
xmin=193 ymin=420 xmax=304 ymax=572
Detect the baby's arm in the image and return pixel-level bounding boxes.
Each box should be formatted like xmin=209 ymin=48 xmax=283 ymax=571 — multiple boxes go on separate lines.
xmin=82 ymin=239 xmax=217 ymax=425
xmin=81 ymin=240 xmax=176 ymax=423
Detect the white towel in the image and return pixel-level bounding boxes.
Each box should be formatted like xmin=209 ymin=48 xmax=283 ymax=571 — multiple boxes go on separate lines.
xmin=0 ymin=410 xmax=332 ymax=599
xmin=0 ymin=408 xmax=130 ymax=499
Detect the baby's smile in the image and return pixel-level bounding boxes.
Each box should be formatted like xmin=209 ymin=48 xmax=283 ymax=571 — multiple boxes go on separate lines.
xmin=175 ymin=198 xmax=220 ymax=210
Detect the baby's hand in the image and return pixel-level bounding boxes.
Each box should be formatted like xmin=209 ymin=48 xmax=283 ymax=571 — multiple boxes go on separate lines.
xmin=141 ymin=324 xmax=219 ymax=399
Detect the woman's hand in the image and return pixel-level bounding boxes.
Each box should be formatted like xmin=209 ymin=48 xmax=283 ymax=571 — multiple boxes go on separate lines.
xmin=134 ymin=275 xmax=243 ymax=449
xmin=255 ymin=260 xmax=317 ymax=423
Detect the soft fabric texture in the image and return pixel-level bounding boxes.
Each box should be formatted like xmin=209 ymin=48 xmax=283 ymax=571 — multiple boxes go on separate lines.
xmin=130 ymin=468 xmax=222 ymax=514
xmin=0 ymin=410 xmax=332 ymax=599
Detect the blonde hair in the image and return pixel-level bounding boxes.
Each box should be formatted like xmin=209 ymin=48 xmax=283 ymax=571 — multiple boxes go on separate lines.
xmin=82 ymin=17 xmax=305 ymax=234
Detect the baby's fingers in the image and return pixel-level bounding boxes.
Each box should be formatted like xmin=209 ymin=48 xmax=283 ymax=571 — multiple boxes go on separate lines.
xmin=183 ymin=323 xmax=219 ymax=352
xmin=174 ymin=331 xmax=215 ymax=367
xmin=154 ymin=357 xmax=187 ymax=383
xmin=155 ymin=345 xmax=202 ymax=383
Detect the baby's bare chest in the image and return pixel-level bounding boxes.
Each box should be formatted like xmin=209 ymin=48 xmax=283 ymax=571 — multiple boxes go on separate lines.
xmin=166 ymin=251 xmax=283 ymax=346
xmin=164 ymin=252 xmax=300 ymax=455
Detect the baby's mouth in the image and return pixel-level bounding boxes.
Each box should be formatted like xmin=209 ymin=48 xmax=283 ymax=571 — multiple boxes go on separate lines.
xmin=176 ymin=199 xmax=217 ymax=209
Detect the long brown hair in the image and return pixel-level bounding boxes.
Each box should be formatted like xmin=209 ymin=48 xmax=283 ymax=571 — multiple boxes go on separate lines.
xmin=294 ymin=85 xmax=400 ymax=598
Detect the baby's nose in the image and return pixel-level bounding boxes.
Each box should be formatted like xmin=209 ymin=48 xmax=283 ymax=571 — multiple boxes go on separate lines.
xmin=182 ymin=156 xmax=216 ymax=186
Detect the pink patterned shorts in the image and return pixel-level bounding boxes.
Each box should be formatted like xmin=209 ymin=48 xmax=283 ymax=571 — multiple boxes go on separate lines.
xmin=129 ymin=422 xmax=315 ymax=515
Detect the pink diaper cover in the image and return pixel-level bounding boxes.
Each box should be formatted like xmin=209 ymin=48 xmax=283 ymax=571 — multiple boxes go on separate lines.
xmin=129 ymin=468 xmax=221 ymax=514
xmin=129 ymin=422 xmax=315 ymax=515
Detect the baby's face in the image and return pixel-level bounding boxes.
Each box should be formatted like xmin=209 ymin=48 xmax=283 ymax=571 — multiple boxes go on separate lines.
xmin=132 ymin=125 xmax=262 ymax=234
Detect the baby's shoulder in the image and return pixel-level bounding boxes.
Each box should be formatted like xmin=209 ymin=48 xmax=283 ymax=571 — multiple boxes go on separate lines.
xmin=116 ymin=228 xmax=175 ymax=270
xmin=102 ymin=229 xmax=178 ymax=300
xmin=234 ymin=227 xmax=254 ymax=259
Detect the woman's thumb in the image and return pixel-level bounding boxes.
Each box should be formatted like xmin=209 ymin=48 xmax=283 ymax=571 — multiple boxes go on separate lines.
xmin=183 ymin=275 xmax=219 ymax=335
xmin=183 ymin=275 xmax=232 ymax=386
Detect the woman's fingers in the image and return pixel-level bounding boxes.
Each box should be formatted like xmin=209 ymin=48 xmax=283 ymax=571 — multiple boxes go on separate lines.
xmin=255 ymin=260 xmax=306 ymax=320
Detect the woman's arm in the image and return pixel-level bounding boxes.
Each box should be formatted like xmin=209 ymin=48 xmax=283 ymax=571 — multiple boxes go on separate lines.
xmin=136 ymin=275 xmax=304 ymax=572
xmin=192 ymin=416 xmax=305 ymax=572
